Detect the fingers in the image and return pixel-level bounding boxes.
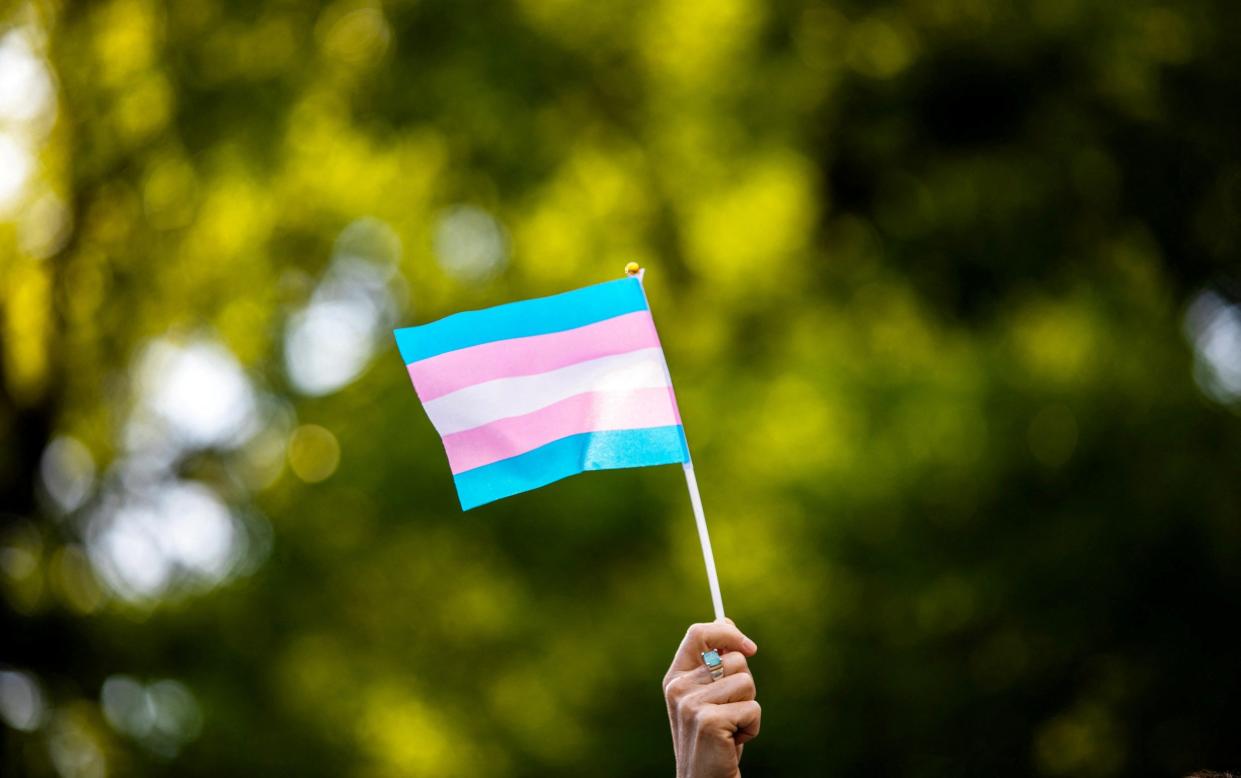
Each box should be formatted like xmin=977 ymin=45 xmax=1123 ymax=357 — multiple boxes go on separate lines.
xmin=667 ymin=648 xmax=750 ymax=692
xmin=663 ymin=623 xmax=762 ymax=771
xmin=719 ymin=651 xmax=749 ymax=678
xmin=693 ymin=649 xmax=750 ymax=685
xmin=701 ymin=700 xmax=761 ymax=745
xmin=665 ymin=650 xmax=749 ymax=704
xmin=671 ymin=621 xmax=758 ymax=672
xmin=668 ymin=673 xmax=758 ymax=742
xmin=732 ymin=700 xmax=762 ymax=745
xmin=685 ymin=669 xmax=756 ymax=706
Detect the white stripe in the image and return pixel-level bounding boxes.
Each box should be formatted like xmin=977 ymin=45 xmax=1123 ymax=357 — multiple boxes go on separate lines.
xmin=423 ymin=347 xmax=672 ymax=435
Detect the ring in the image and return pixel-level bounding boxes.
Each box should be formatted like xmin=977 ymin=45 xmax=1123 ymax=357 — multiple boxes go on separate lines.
xmin=701 ymin=649 xmax=725 ymax=681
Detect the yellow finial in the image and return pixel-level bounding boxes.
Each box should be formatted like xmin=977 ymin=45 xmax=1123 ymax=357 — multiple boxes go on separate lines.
xmin=624 ymin=262 xmax=641 ymax=276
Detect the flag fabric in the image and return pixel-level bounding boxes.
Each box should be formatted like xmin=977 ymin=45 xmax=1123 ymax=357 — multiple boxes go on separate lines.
xmin=394 ymin=277 xmax=689 ymax=510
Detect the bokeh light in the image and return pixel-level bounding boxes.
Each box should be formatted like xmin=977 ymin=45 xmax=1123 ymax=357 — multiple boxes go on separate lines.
xmin=102 ymin=675 xmax=202 ymax=757
xmin=39 ymin=436 xmax=96 ymax=515
xmin=1185 ymin=290 xmax=1241 ymax=405
xmin=0 ymin=18 xmax=57 ymax=216
xmin=86 ymin=480 xmax=247 ymax=603
xmin=0 ymin=28 xmax=56 ymax=125
xmin=127 ymin=338 xmax=260 ymax=452
xmin=17 ymin=190 xmax=72 ymax=258
xmin=433 ymin=205 xmax=508 ymax=282
xmin=46 ymin=708 xmax=106 ymax=778
xmin=0 ymin=132 xmax=33 ymax=211
xmin=284 ymin=218 xmax=402 ymax=396
xmin=287 ymin=424 xmax=341 ymax=483
xmin=0 ymin=669 xmax=45 ymax=732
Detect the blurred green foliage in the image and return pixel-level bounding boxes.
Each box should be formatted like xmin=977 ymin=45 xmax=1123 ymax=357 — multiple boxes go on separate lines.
xmin=2 ymin=0 xmax=1241 ymax=776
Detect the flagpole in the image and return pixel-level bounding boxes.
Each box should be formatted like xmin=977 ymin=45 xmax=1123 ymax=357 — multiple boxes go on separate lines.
xmin=626 ymin=263 xmax=726 ymax=621
xmin=682 ymin=460 xmax=726 ymax=620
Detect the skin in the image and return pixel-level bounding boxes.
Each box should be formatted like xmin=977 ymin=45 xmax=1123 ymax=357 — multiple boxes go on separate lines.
xmin=662 ymin=619 xmax=761 ymax=778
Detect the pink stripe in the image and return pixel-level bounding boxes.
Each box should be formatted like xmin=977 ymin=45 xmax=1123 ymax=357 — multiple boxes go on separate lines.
xmin=408 ymin=311 xmax=661 ymax=401
xmin=441 ymin=387 xmax=682 ymax=474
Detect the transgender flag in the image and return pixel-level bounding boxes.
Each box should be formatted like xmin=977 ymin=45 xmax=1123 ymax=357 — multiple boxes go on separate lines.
xmin=394 ymin=277 xmax=690 ymax=510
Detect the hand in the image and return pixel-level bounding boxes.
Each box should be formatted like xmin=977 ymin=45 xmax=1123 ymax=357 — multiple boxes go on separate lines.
xmin=662 ymin=620 xmax=761 ymax=778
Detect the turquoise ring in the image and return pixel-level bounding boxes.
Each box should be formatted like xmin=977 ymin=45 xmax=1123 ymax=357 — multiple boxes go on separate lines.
xmin=701 ymin=649 xmax=725 ymax=681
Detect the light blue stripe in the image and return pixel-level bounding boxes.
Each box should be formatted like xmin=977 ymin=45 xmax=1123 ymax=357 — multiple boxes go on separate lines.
xmin=452 ymin=425 xmax=689 ymax=510
xmin=394 ymin=277 xmax=648 ymax=364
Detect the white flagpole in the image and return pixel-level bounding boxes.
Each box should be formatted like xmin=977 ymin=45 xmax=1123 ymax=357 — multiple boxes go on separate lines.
xmin=626 ymin=264 xmax=726 ymax=621
xmin=682 ymin=459 xmax=726 ymax=620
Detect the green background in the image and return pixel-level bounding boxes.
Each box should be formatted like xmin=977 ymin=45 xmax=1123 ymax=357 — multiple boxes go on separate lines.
xmin=2 ymin=0 xmax=1240 ymax=775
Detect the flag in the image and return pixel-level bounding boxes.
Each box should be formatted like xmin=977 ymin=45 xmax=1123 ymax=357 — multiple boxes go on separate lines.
xmin=394 ymin=276 xmax=690 ymax=510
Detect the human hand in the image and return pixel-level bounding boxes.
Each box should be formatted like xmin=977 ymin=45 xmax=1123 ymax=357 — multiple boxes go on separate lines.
xmin=662 ymin=620 xmax=761 ymax=778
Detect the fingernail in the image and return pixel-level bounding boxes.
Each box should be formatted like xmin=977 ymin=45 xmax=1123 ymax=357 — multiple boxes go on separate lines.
xmin=742 ymin=637 xmax=758 ymax=653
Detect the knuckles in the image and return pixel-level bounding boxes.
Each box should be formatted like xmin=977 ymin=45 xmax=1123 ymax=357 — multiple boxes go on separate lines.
xmin=686 ymin=621 xmax=742 ymax=644
xmin=724 ymin=653 xmax=749 ymax=675
xmin=685 ymin=622 xmax=710 ymax=642
xmin=676 ymin=697 xmax=696 ymax=725
xmin=665 ymin=666 xmax=756 ymax=708
xmin=663 ymin=673 xmax=692 ymax=702
xmin=745 ymin=700 xmax=763 ymax=726
xmin=741 ymin=701 xmax=762 ymax=739
xmin=735 ymin=672 xmax=756 ymax=699
xmin=692 ymin=705 xmax=719 ymax=730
